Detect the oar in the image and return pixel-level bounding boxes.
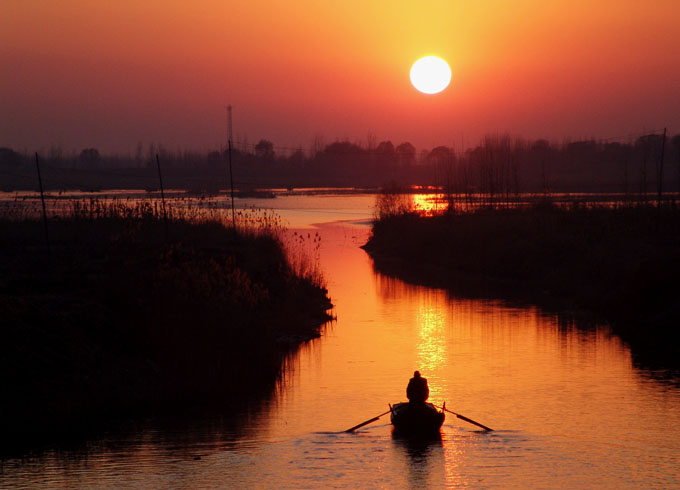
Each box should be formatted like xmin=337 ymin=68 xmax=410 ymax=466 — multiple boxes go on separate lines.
xmin=434 ymin=404 xmax=494 ymax=431
xmin=344 ymin=409 xmax=392 ymax=432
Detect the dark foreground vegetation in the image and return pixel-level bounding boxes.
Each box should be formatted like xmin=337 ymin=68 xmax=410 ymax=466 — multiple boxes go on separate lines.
xmin=0 ymin=202 xmax=332 ymax=450
xmin=363 ymin=198 xmax=680 ymax=367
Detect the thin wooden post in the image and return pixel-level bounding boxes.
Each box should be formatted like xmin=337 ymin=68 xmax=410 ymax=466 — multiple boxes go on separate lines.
xmin=34 ymin=153 xmax=50 ymax=261
xmin=227 ymin=105 xmax=236 ymax=231
xmin=641 ymin=139 xmax=648 ymax=204
xmin=657 ymin=128 xmax=666 ymax=208
xmin=228 ymin=139 xmax=236 ymax=230
xmin=155 ymin=154 xmax=169 ymax=237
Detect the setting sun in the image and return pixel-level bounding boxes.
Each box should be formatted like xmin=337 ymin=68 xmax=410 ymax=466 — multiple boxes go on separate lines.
xmin=410 ymin=56 xmax=451 ymax=94
xmin=2 ymin=0 xmax=680 ymax=487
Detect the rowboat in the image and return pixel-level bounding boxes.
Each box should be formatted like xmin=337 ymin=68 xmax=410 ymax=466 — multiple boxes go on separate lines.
xmin=390 ymin=402 xmax=445 ymax=436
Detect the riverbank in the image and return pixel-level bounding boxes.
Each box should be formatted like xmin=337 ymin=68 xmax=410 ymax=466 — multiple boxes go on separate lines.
xmin=362 ymin=202 xmax=680 ymax=366
xmin=1 ymin=202 xmax=332 ymax=452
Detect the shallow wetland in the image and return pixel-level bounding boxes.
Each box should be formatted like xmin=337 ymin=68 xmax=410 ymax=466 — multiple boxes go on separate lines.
xmin=1 ymin=191 xmax=679 ymax=489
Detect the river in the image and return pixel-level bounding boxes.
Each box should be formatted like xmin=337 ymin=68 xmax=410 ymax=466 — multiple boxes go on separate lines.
xmin=1 ymin=193 xmax=679 ymax=488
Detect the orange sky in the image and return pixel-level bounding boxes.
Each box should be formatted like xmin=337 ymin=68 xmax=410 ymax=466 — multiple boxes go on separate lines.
xmin=1 ymin=0 xmax=679 ymax=154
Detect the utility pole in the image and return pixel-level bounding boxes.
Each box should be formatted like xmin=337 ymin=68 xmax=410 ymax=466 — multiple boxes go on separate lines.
xmin=227 ymin=105 xmax=236 ymax=230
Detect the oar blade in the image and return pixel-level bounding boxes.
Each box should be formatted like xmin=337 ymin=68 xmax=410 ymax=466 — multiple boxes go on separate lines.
xmin=455 ymin=413 xmax=493 ymax=432
xmin=434 ymin=404 xmax=493 ymax=432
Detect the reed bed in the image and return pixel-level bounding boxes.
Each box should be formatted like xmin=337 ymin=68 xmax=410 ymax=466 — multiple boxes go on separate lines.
xmin=0 ymin=199 xmax=332 ymax=443
xmin=364 ymin=198 xmax=680 ymax=357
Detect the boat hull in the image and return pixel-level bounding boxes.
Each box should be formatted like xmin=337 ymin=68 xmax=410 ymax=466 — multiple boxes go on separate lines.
xmin=390 ymin=402 xmax=445 ymax=436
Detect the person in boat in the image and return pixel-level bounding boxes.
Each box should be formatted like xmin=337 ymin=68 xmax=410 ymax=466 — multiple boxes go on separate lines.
xmin=406 ymin=370 xmax=429 ymax=405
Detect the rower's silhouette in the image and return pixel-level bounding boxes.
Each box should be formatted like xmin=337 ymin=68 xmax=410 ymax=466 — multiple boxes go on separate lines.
xmin=406 ymin=370 xmax=429 ymax=405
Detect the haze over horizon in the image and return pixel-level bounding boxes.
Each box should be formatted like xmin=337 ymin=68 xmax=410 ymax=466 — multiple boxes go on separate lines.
xmin=2 ymin=0 xmax=679 ymax=154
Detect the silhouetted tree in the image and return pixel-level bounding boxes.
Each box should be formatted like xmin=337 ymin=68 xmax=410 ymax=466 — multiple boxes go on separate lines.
xmin=311 ymin=134 xmax=325 ymax=159
xmin=376 ymin=140 xmax=395 ymax=155
xmin=366 ymin=132 xmax=377 ymax=151
xmin=135 ymin=142 xmax=144 ymax=168
xmin=532 ymin=139 xmax=551 ymax=195
xmin=146 ymin=143 xmax=157 ymax=169
xmin=672 ymin=134 xmax=680 ymax=195
xmin=324 ymin=141 xmax=363 ymax=155
xmin=288 ymin=149 xmax=306 ymax=167
xmin=79 ymin=148 xmax=100 ymax=168
xmin=255 ymin=139 xmax=274 ymax=159
xmin=637 ymin=134 xmax=664 ymax=201
xmin=206 ymin=151 xmax=222 ymax=172
xmin=427 ymin=146 xmax=453 ymax=164
xmin=0 ymin=147 xmax=22 ymax=167
xmin=427 ymin=146 xmax=457 ymax=208
xmin=374 ymin=140 xmax=396 ymax=173
xmin=395 ymin=142 xmax=416 ymax=166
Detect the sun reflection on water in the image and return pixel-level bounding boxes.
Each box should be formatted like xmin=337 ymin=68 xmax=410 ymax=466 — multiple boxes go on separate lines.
xmin=411 ymin=193 xmax=448 ymax=216
xmin=416 ymin=301 xmax=447 ymax=401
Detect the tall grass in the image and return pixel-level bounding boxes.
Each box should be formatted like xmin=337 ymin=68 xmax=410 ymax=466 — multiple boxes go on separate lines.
xmin=364 ymin=198 xmax=680 ymax=342
xmin=0 ymin=199 xmax=332 ymax=438
xmin=286 ymin=230 xmax=325 ymax=288
xmin=374 ymin=183 xmax=413 ymax=219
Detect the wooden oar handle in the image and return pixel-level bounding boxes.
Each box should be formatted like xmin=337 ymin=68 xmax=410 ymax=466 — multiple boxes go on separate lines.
xmin=344 ymin=409 xmax=392 ymax=432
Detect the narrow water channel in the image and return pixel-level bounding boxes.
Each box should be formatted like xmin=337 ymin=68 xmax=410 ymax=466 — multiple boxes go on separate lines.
xmin=2 ymin=194 xmax=679 ymax=489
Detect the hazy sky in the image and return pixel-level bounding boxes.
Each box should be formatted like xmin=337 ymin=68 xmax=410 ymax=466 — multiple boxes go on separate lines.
xmin=2 ymin=0 xmax=679 ymax=154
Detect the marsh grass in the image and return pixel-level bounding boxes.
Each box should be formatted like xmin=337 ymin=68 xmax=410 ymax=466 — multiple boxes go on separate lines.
xmin=286 ymin=230 xmax=325 ymax=288
xmin=374 ymin=183 xmax=413 ymax=219
xmin=0 ymin=199 xmax=332 ymax=441
xmin=364 ymin=199 xmax=680 ymax=349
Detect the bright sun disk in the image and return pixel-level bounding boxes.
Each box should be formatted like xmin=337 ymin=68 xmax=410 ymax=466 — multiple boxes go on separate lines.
xmin=410 ymin=56 xmax=451 ymax=94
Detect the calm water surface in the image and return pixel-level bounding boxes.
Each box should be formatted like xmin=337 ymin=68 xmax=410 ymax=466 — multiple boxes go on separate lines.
xmin=2 ymin=194 xmax=679 ymax=488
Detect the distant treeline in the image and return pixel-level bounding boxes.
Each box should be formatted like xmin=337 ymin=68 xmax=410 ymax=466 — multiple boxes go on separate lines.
xmin=2 ymin=132 xmax=679 ymax=193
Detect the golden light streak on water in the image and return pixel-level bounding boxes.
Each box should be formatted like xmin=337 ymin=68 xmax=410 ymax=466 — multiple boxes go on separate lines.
xmin=410 ymin=193 xmax=447 ymax=215
xmin=416 ymin=300 xmax=448 ymax=401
